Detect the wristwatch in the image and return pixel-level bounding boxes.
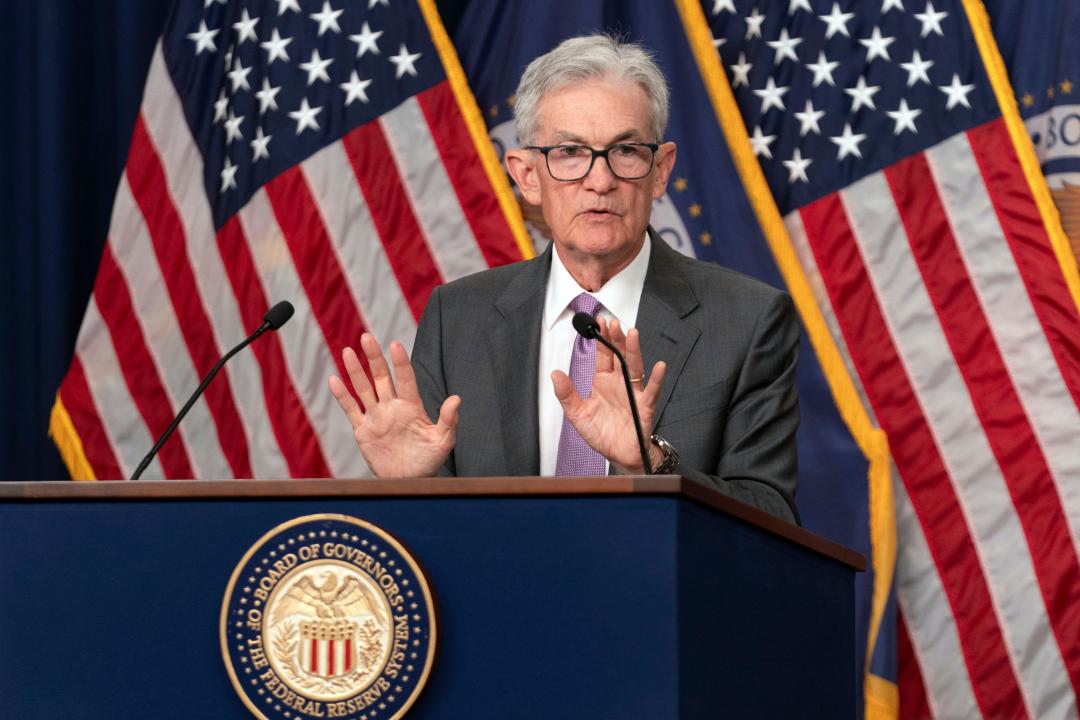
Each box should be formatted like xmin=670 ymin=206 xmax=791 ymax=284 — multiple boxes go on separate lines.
xmin=649 ymin=434 xmax=680 ymax=474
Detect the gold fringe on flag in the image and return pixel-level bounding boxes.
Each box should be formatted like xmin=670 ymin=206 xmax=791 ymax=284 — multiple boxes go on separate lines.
xmin=416 ymin=0 xmax=535 ymax=261
xmin=49 ymin=395 xmax=97 ymax=481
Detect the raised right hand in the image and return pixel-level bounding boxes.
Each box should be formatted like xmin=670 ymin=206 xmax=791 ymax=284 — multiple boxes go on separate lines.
xmin=328 ymin=333 xmax=459 ymax=478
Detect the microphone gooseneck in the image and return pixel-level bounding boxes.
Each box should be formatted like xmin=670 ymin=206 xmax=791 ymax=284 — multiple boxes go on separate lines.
xmin=130 ymin=300 xmax=295 ymax=480
xmin=571 ymin=311 xmax=653 ymax=475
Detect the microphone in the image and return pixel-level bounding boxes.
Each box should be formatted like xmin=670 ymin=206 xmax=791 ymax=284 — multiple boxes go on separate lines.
xmin=572 ymin=311 xmax=653 ymax=475
xmin=263 ymin=300 xmax=295 ymax=330
xmin=131 ymin=301 xmax=295 ymax=480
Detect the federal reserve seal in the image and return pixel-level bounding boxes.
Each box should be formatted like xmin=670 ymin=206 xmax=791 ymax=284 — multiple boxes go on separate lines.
xmin=220 ymin=514 xmax=436 ymax=720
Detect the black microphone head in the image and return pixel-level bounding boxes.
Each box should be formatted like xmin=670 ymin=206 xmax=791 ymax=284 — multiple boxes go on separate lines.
xmin=572 ymin=311 xmax=600 ymax=339
xmin=264 ymin=301 xmax=295 ymax=331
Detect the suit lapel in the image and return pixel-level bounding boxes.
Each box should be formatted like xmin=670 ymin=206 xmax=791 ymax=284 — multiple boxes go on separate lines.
xmin=487 ymin=248 xmax=551 ymax=476
xmin=637 ymin=229 xmax=701 ymax=429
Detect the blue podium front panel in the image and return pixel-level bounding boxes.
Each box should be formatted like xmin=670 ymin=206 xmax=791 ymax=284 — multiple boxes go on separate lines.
xmin=676 ymin=499 xmax=856 ymax=717
xmin=0 ymin=493 xmax=852 ymax=719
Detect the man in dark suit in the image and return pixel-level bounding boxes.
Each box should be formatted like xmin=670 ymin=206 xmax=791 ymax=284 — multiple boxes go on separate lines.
xmin=329 ymin=35 xmax=800 ymax=523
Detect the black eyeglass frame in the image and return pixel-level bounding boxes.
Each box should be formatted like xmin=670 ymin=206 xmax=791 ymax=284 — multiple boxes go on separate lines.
xmin=524 ymin=142 xmax=661 ymax=181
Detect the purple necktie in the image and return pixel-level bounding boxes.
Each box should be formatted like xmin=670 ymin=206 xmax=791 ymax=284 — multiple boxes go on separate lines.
xmin=555 ymin=293 xmax=607 ymax=476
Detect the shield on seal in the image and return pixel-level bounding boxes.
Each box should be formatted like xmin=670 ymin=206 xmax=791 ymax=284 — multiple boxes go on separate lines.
xmin=299 ymin=619 xmax=358 ymax=679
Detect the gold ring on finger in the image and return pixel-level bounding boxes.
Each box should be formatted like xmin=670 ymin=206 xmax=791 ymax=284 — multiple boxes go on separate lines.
xmin=630 ymin=373 xmax=645 ymax=384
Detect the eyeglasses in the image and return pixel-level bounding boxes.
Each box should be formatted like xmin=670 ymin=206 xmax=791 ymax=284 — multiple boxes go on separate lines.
xmin=525 ymin=142 xmax=660 ymax=181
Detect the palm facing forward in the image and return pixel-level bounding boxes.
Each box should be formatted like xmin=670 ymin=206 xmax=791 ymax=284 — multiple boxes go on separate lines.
xmin=329 ymin=335 xmax=459 ymax=478
xmin=551 ymin=318 xmax=666 ymax=474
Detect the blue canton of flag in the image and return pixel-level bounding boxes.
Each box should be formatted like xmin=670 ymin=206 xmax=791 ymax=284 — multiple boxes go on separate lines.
xmin=708 ymin=0 xmax=996 ymax=213
xmin=166 ymin=0 xmax=440 ymax=228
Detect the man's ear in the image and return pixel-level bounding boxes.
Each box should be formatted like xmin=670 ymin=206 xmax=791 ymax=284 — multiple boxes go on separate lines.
xmin=651 ymin=141 xmax=677 ymax=200
xmin=506 ymin=149 xmax=543 ymax=206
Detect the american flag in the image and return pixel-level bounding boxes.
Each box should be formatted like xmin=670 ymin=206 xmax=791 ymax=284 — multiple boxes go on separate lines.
xmin=706 ymin=0 xmax=1080 ymax=717
xmin=50 ymin=0 xmax=529 ymax=481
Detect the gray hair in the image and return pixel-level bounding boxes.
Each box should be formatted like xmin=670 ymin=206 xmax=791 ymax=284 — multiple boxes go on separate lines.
xmin=512 ymin=34 xmax=670 ymax=146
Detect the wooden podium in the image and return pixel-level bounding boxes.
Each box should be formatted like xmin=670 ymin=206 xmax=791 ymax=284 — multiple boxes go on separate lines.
xmin=0 ymin=476 xmax=862 ymax=719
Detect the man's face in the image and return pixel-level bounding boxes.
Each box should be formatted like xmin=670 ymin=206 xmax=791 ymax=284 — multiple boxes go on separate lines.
xmin=508 ymin=78 xmax=676 ymax=270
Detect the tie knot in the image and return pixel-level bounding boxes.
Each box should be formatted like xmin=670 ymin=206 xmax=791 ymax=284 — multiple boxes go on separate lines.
xmin=571 ymin=292 xmax=600 ymax=317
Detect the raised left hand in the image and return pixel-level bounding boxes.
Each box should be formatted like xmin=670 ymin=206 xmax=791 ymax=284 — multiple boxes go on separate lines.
xmin=551 ymin=317 xmax=666 ymax=474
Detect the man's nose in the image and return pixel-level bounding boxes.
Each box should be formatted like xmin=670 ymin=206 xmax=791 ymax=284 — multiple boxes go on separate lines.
xmin=581 ymin=153 xmax=619 ymax=191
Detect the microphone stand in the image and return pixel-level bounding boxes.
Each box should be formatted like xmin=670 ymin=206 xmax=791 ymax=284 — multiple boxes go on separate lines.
xmin=131 ymin=301 xmax=294 ymax=480
xmin=572 ymin=312 xmax=653 ymax=475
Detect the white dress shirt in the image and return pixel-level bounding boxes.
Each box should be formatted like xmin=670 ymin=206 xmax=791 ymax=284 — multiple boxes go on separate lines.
xmin=537 ymin=234 xmax=652 ymax=476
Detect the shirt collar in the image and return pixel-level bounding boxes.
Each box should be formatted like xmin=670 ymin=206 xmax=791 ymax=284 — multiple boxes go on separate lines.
xmin=543 ymin=233 xmax=652 ymax=330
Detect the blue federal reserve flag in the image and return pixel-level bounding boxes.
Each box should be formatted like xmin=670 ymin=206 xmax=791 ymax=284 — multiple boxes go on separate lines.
xmin=452 ymin=2 xmax=889 ymax=716
xmin=987 ymin=0 xmax=1080 ymax=266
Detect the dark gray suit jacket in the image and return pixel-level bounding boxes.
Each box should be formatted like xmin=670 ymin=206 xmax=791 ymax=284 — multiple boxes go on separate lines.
xmin=411 ymin=229 xmax=800 ymax=523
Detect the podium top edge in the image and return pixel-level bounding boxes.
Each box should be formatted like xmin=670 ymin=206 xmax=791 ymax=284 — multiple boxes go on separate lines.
xmin=0 ymin=476 xmax=864 ymax=570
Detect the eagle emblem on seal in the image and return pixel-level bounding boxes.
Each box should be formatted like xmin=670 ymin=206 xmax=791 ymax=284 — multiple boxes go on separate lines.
xmin=273 ymin=571 xmax=390 ymax=623
xmin=1050 ymin=181 xmax=1080 ymax=263
xmin=268 ymin=567 xmax=392 ymax=687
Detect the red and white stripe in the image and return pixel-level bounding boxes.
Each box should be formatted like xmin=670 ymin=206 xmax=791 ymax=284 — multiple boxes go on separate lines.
xmin=789 ymin=117 xmax=1080 ymax=716
xmin=302 ymin=636 xmax=355 ymax=678
xmin=139 ymin=50 xmax=290 ymax=481
xmin=108 ymin=173 xmax=232 ymax=480
xmin=379 ymin=97 xmax=490 ymax=284
xmin=68 ymin=299 xmax=157 ymax=480
xmin=58 ymin=41 xmax=524 ymax=480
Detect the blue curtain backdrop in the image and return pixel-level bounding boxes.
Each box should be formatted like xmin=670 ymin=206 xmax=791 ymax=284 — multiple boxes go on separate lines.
xmin=0 ymin=1 xmax=467 ymax=480
xmin=0 ymin=1 xmax=169 ymax=480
